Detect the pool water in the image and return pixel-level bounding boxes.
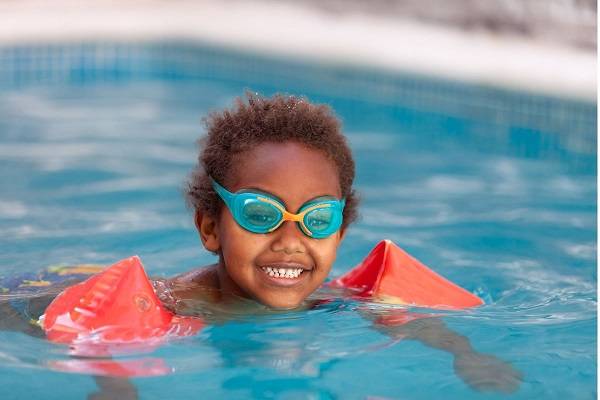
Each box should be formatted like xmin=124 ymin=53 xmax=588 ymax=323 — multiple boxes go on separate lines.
xmin=0 ymin=44 xmax=596 ymax=399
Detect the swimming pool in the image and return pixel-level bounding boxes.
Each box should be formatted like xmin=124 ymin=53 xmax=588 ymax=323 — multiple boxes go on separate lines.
xmin=0 ymin=42 xmax=596 ymax=399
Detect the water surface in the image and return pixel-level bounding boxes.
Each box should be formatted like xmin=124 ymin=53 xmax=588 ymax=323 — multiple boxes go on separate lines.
xmin=0 ymin=55 xmax=596 ymax=399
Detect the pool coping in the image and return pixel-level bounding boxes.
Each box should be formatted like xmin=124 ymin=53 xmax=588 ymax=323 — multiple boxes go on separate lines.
xmin=0 ymin=0 xmax=596 ymax=102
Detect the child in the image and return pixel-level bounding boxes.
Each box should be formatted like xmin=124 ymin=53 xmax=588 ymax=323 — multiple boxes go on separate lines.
xmin=157 ymin=92 xmax=358 ymax=315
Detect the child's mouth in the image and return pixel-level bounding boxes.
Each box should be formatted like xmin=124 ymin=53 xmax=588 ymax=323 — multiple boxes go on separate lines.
xmin=257 ymin=263 xmax=310 ymax=286
xmin=260 ymin=266 xmax=305 ymax=279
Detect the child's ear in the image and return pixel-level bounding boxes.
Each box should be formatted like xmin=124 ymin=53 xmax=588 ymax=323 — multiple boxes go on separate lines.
xmin=195 ymin=210 xmax=221 ymax=252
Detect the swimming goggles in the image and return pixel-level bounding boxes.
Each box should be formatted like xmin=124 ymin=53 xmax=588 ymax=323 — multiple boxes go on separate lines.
xmin=211 ymin=178 xmax=345 ymax=239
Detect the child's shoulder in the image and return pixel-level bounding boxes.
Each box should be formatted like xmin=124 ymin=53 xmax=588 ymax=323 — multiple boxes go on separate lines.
xmin=153 ymin=264 xmax=220 ymax=313
xmin=169 ymin=264 xmax=219 ymax=286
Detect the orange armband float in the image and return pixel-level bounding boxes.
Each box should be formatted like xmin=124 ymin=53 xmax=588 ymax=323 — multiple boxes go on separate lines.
xmin=41 ymin=256 xmax=204 ymax=345
xmin=330 ymin=240 xmax=483 ymax=310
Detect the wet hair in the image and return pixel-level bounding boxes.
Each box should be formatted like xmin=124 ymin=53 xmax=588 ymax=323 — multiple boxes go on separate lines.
xmin=186 ymin=92 xmax=358 ymax=230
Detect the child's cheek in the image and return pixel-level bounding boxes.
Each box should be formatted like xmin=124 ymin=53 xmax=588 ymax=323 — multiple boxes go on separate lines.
xmin=312 ymin=241 xmax=339 ymax=278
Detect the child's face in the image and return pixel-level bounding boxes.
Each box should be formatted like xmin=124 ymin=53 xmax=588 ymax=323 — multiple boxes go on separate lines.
xmin=207 ymin=141 xmax=345 ymax=309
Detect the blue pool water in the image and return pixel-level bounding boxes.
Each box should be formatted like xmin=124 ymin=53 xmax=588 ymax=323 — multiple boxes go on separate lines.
xmin=0 ymin=43 xmax=596 ymax=399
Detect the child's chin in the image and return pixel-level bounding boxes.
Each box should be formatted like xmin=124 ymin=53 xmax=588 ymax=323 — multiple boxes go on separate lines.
xmin=262 ymin=296 xmax=304 ymax=310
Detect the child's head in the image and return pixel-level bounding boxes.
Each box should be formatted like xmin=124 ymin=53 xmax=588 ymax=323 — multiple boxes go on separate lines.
xmin=186 ymin=93 xmax=358 ymax=309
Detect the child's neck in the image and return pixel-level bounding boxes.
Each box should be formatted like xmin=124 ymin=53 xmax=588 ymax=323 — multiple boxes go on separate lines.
xmin=215 ymin=260 xmax=252 ymax=302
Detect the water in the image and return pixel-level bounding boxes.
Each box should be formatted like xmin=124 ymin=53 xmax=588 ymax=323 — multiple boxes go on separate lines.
xmin=0 ymin=47 xmax=596 ymax=399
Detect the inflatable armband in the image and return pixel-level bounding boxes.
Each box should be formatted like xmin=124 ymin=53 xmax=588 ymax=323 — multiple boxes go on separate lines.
xmin=41 ymin=256 xmax=203 ymax=345
xmin=330 ymin=240 xmax=483 ymax=309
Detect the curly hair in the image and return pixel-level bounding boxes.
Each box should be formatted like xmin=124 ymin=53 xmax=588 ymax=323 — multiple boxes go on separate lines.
xmin=186 ymin=92 xmax=359 ymax=230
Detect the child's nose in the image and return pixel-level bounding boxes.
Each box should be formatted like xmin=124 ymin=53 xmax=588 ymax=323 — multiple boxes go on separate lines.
xmin=270 ymin=220 xmax=306 ymax=254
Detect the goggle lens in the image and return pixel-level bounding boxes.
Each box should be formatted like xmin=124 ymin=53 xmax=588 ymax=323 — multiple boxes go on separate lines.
xmin=241 ymin=200 xmax=281 ymax=231
xmin=304 ymin=207 xmax=334 ymax=233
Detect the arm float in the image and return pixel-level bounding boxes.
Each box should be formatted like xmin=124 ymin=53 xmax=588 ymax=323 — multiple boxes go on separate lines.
xmin=330 ymin=240 xmax=483 ymax=310
xmin=41 ymin=256 xmax=203 ymax=345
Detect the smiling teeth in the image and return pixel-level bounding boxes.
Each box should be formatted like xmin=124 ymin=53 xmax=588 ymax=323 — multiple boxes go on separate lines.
xmin=261 ymin=266 xmax=304 ymax=279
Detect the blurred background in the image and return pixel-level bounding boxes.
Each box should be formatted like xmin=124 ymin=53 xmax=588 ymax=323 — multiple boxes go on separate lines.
xmin=0 ymin=0 xmax=596 ymax=98
xmin=269 ymin=0 xmax=597 ymax=48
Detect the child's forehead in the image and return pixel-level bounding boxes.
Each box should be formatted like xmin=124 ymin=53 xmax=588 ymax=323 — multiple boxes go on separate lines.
xmin=229 ymin=142 xmax=339 ymax=178
xmin=226 ymin=142 xmax=342 ymax=204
